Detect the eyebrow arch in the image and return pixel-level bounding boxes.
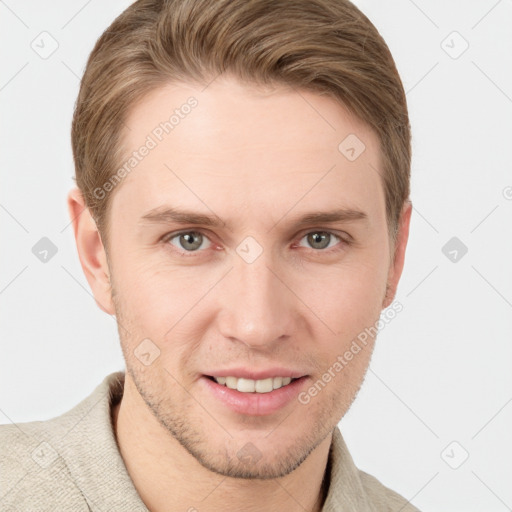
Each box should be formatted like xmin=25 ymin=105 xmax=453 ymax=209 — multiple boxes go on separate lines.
xmin=139 ymin=206 xmax=368 ymax=230
xmin=139 ymin=206 xmax=227 ymax=228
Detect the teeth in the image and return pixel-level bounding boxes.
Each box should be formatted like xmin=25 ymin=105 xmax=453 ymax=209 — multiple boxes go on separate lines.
xmin=255 ymin=378 xmax=273 ymax=393
xmin=237 ymin=378 xmax=256 ymax=393
xmin=226 ymin=376 xmax=238 ymax=390
xmin=213 ymin=375 xmax=296 ymax=393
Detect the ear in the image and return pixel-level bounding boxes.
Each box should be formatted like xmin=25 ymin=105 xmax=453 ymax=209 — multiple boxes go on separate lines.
xmin=382 ymin=200 xmax=412 ymax=309
xmin=66 ymin=187 xmax=115 ymax=315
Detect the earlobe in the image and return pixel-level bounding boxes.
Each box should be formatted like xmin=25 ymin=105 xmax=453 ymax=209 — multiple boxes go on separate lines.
xmin=66 ymin=187 xmax=115 ymax=315
xmin=382 ymin=200 xmax=412 ymax=309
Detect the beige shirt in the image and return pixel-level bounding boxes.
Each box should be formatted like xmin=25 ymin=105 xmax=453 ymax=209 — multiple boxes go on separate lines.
xmin=0 ymin=372 xmax=420 ymax=511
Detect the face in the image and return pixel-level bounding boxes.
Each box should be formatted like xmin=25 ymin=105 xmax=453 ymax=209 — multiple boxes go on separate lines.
xmin=87 ymin=76 xmax=409 ymax=479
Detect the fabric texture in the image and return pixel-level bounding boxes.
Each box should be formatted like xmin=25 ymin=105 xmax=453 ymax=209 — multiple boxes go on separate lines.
xmin=1 ymin=372 xmax=420 ymax=511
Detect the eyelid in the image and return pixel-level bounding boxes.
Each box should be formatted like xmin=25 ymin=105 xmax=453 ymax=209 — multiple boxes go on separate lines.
xmin=295 ymin=227 xmax=352 ymax=243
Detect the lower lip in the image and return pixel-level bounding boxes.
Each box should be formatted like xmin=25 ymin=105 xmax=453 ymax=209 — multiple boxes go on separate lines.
xmin=199 ymin=376 xmax=309 ymax=416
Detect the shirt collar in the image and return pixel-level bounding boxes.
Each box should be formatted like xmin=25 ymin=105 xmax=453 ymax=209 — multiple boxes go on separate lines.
xmin=322 ymin=427 xmax=374 ymax=511
xmin=54 ymin=371 xmax=148 ymax=511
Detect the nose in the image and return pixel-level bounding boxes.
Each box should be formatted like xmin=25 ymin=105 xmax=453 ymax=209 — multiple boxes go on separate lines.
xmin=217 ymin=248 xmax=295 ymax=350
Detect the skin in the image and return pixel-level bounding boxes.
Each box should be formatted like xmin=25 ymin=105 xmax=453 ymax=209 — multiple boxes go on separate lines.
xmin=67 ymin=75 xmax=411 ymax=512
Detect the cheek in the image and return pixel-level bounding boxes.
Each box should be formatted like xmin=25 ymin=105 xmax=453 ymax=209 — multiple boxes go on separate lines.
xmin=110 ymin=238 xmax=177 ymax=304
xmin=296 ymin=256 xmax=389 ymax=340
xmin=111 ymin=253 xmax=213 ymax=357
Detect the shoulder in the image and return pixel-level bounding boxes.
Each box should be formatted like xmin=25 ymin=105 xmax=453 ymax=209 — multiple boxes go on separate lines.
xmin=358 ymin=470 xmax=421 ymax=512
xmin=0 ymin=372 xmax=124 ymax=511
xmin=0 ymin=420 xmax=89 ymax=511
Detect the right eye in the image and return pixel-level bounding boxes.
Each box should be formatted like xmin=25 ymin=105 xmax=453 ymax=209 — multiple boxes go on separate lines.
xmin=162 ymin=230 xmax=212 ymax=256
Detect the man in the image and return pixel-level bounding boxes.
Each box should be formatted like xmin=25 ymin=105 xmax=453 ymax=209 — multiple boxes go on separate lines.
xmin=1 ymin=0 xmax=419 ymax=510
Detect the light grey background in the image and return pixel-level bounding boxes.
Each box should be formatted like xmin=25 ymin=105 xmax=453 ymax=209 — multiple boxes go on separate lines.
xmin=1 ymin=1 xmax=511 ymax=511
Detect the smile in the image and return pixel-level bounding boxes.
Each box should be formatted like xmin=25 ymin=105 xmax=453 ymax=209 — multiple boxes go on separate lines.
xmin=209 ymin=376 xmax=297 ymax=393
xmin=200 ymin=375 xmax=309 ymax=415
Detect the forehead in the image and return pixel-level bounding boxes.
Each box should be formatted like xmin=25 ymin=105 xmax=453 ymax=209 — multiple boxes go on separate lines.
xmin=111 ymin=76 xmax=384 ymax=227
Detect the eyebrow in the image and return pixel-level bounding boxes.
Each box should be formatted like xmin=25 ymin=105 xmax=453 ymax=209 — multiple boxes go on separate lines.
xmin=139 ymin=205 xmax=368 ymax=230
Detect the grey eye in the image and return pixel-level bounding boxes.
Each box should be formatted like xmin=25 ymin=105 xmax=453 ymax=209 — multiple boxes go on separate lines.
xmin=300 ymin=232 xmax=340 ymax=250
xmin=169 ymin=231 xmax=211 ymax=252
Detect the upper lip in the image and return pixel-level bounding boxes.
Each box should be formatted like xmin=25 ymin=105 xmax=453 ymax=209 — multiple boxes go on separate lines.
xmin=204 ymin=368 xmax=308 ymax=380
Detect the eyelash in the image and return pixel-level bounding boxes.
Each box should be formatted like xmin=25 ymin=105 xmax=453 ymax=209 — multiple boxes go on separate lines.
xmin=161 ymin=229 xmax=351 ymax=258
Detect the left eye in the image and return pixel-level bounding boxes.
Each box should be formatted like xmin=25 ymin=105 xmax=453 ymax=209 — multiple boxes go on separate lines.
xmin=298 ymin=231 xmax=342 ymax=251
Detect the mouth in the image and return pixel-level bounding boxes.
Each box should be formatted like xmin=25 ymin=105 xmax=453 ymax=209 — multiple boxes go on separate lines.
xmin=204 ymin=375 xmax=300 ymax=393
xmin=200 ymin=374 xmax=309 ymax=416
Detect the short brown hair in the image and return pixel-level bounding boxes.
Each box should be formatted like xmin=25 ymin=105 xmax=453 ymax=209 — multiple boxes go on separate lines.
xmin=71 ymin=0 xmax=411 ymax=249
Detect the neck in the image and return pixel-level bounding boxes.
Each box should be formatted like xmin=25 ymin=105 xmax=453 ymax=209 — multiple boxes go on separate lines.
xmin=112 ymin=375 xmax=332 ymax=512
